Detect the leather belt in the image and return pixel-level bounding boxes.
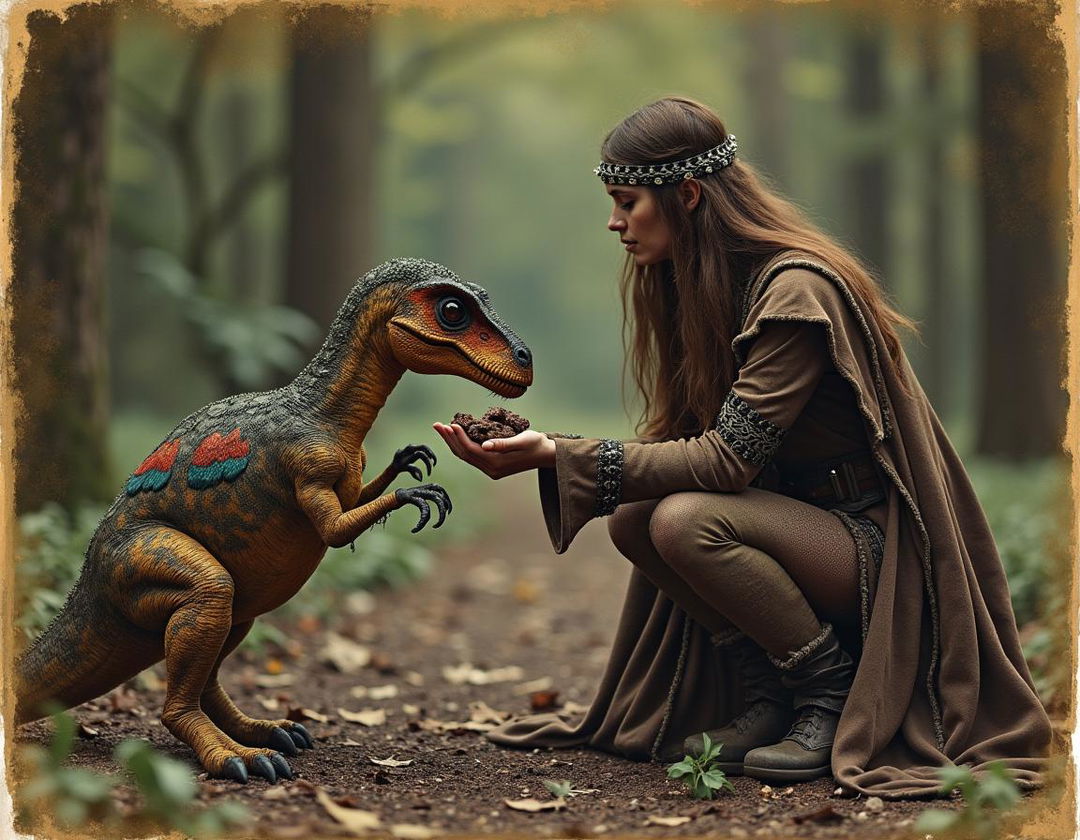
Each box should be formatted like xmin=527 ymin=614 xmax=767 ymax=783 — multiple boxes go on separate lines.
xmin=758 ymin=452 xmax=886 ymax=513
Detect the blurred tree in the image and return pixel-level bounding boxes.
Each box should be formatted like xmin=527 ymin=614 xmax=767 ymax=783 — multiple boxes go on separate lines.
xmin=974 ymin=0 xmax=1068 ymax=458
xmin=11 ymin=6 xmax=114 ymax=512
xmin=285 ymin=5 xmax=377 ymax=330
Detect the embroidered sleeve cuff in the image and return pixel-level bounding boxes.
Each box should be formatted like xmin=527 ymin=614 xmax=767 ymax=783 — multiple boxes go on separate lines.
xmin=594 ymin=439 xmax=624 ymax=517
xmin=713 ymin=391 xmax=787 ymax=466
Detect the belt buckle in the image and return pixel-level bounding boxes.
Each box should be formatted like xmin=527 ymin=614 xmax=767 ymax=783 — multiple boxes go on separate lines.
xmin=828 ymin=463 xmax=861 ymax=503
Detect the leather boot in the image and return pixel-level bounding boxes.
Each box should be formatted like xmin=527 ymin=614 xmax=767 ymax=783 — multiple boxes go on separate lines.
xmin=682 ymin=635 xmax=794 ymax=774
xmin=742 ymin=624 xmax=854 ymax=783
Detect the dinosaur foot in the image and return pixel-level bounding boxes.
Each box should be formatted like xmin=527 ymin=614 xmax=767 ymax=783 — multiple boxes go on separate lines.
xmin=285 ymin=722 xmax=315 ymax=750
xmin=211 ymin=750 xmax=293 ymax=784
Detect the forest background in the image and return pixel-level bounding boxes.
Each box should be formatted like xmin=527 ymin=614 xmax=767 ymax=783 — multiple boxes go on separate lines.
xmin=7 ymin=0 xmax=1073 ymax=735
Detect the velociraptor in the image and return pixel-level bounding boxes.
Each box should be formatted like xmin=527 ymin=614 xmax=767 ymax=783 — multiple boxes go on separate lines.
xmin=15 ymin=258 xmax=532 ymax=783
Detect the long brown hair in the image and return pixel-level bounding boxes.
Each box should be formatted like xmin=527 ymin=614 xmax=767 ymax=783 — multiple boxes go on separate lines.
xmin=603 ymin=97 xmax=916 ymax=440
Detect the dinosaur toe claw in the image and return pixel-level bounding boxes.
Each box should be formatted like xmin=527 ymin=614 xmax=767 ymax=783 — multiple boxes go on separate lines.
xmin=269 ymin=726 xmax=299 ymax=756
xmin=288 ymin=730 xmax=307 ymax=749
xmin=221 ymin=756 xmax=249 ymax=784
xmin=289 ymin=723 xmax=315 ymax=749
xmin=270 ymin=752 xmax=293 ymax=780
xmin=251 ymin=754 xmax=277 ymax=783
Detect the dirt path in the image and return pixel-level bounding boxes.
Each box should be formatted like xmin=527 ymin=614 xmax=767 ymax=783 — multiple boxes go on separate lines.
xmin=15 ymin=476 xmax=1048 ymax=838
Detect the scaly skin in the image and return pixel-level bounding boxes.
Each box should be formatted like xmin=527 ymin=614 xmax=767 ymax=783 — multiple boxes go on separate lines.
xmin=14 ymin=258 xmax=532 ymax=783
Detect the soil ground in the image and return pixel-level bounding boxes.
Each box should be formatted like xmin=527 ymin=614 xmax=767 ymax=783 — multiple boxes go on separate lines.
xmin=12 ymin=478 xmax=1064 ymax=839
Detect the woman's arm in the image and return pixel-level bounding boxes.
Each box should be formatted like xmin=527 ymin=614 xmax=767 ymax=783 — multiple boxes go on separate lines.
xmin=539 ymin=320 xmax=832 ymax=550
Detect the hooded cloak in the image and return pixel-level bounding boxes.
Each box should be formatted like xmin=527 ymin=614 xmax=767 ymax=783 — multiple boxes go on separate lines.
xmin=487 ymin=251 xmax=1052 ymax=799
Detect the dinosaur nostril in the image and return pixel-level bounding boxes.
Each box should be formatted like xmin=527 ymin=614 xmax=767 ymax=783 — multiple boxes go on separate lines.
xmin=514 ymin=346 xmax=532 ymax=368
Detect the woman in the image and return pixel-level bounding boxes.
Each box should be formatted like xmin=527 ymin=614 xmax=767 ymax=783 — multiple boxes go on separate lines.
xmin=433 ymin=97 xmax=1051 ymax=798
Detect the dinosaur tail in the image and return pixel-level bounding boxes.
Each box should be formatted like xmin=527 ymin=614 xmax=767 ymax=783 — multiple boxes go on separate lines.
xmin=15 ymin=573 xmax=148 ymax=724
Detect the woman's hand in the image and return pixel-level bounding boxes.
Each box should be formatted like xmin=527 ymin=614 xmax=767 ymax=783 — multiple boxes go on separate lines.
xmin=432 ymin=423 xmax=556 ymax=479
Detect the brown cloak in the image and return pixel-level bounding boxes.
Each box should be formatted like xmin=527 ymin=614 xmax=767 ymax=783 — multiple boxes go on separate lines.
xmin=487 ymin=251 xmax=1052 ymax=799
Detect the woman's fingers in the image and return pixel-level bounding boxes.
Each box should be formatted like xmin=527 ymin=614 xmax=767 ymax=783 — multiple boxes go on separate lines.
xmin=480 ymin=430 xmax=536 ymax=452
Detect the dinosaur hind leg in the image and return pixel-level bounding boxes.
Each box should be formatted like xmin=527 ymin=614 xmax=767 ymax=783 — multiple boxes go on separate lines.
xmin=119 ymin=527 xmax=290 ymax=783
xmin=200 ymin=620 xmax=314 ymax=767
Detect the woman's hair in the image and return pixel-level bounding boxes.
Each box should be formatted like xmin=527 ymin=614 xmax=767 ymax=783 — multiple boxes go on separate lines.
xmin=603 ymin=96 xmax=916 ymax=441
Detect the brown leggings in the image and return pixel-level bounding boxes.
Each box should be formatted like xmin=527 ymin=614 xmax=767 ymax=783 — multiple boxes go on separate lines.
xmin=607 ymin=489 xmax=859 ymax=660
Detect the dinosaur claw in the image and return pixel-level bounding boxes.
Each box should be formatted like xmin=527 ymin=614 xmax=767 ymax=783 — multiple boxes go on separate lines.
xmin=251 ymin=754 xmax=277 ymax=783
xmin=269 ymin=726 xmax=299 ymax=756
xmin=289 ymin=723 xmax=315 ymax=749
xmin=288 ymin=730 xmax=307 ymax=749
xmin=270 ymin=752 xmax=293 ymax=780
xmin=221 ymin=756 xmax=249 ymax=784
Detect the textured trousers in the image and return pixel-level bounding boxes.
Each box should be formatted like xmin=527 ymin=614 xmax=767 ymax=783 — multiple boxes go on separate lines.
xmin=606 ymin=488 xmax=860 ymax=660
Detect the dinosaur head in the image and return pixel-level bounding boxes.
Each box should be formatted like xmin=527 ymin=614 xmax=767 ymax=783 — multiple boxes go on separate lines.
xmin=376 ymin=259 xmax=533 ymax=398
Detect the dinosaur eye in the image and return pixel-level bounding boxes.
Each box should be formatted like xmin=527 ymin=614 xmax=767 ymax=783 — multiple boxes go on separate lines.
xmin=436 ymin=296 xmax=471 ymax=331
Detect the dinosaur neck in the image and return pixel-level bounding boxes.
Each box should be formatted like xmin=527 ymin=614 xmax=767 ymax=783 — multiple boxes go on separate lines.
xmin=292 ymin=285 xmax=406 ymax=452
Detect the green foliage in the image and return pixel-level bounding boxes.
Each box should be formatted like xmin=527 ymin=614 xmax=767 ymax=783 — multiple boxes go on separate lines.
xmin=15 ymin=502 xmax=105 ymax=640
xmin=543 ymin=779 xmax=573 ymax=799
xmin=18 ymin=710 xmax=248 ymax=837
xmin=115 ymin=739 xmax=248 ymax=837
xmin=18 ymin=709 xmax=116 ymax=829
xmin=914 ymin=762 xmax=1022 ymax=839
xmin=966 ymin=458 xmax=1066 ymax=627
xmin=666 ymin=733 xmax=735 ymax=800
xmin=136 ymin=247 xmax=321 ymax=391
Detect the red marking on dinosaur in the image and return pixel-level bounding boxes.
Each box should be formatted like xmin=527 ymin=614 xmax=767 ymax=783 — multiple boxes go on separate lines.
xmin=133 ymin=440 xmax=182 ymax=476
xmin=191 ymin=428 xmax=250 ymax=467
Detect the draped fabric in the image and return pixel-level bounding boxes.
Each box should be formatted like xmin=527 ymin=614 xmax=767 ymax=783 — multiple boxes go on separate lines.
xmin=487 ymin=251 xmax=1051 ymax=798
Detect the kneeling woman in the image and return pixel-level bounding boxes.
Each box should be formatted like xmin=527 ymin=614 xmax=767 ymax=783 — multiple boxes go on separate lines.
xmin=434 ymin=97 xmax=1050 ymax=798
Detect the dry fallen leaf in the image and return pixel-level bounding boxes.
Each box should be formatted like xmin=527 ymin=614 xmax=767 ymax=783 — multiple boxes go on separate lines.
xmin=404 ymin=671 xmax=425 ymax=687
xmin=340 ymin=738 xmax=364 ymax=746
xmin=468 ymin=701 xmax=510 ymax=725
xmin=442 ymin=663 xmax=525 ymax=686
xmin=256 ymin=695 xmax=281 ymax=712
xmin=265 ymin=658 xmax=285 ymax=675
xmin=559 ymin=700 xmax=589 ymax=715
xmin=287 ymin=707 xmax=329 ymax=724
xmin=255 ymin=673 xmax=295 ymax=689
xmin=515 ymin=676 xmax=554 ymax=694
xmin=530 ymin=690 xmax=560 ymax=711
xmin=262 ymin=786 xmax=290 ymax=800
xmin=512 ymin=579 xmax=540 ymax=604
xmin=339 ymin=708 xmax=387 ymax=726
xmin=389 ymin=825 xmax=435 ymax=839
xmin=645 ymin=815 xmax=692 ymax=827
xmin=370 ymin=756 xmax=413 ymax=767
xmin=315 ymin=788 xmax=381 ymax=835
xmin=319 ymin=632 xmax=372 ymax=673
xmin=402 ymin=703 xmax=420 ymax=716
xmin=504 ymin=797 xmax=566 ymax=812
xmin=369 ymin=684 xmax=398 ymax=700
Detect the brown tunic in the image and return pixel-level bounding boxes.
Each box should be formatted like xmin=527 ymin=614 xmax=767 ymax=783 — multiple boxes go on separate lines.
xmin=487 ymin=252 xmax=1052 ymax=799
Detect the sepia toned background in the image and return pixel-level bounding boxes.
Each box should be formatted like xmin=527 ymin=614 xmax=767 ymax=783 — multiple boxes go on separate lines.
xmin=4 ymin=0 xmax=1074 ymax=835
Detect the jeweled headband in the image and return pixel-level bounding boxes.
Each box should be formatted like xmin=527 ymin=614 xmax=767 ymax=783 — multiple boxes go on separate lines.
xmin=594 ymin=135 xmax=738 ymax=186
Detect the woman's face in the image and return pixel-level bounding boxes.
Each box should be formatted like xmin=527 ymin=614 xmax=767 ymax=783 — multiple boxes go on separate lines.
xmin=605 ymin=185 xmax=672 ymax=266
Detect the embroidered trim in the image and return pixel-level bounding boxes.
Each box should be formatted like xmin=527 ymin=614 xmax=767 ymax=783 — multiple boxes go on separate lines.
xmin=594 ymin=439 xmax=624 ymax=517
xmin=768 ymin=622 xmax=834 ymax=671
xmin=651 ymin=608 xmax=692 ymax=761
xmin=832 ymin=511 xmax=885 ymax=645
xmin=713 ymin=392 xmax=787 ymax=466
xmin=709 ymin=626 xmax=746 ymax=647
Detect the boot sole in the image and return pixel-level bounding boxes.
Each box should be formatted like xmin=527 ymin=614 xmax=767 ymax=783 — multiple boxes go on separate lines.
xmin=742 ymin=763 xmax=831 ymax=783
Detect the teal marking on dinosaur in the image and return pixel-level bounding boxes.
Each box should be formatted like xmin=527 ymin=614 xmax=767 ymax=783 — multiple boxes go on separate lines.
xmin=187 ymin=456 xmax=251 ymax=490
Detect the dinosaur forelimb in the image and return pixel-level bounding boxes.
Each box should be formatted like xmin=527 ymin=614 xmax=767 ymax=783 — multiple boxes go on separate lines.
xmin=356 ymin=443 xmax=437 ymax=505
xmin=298 ymin=480 xmax=452 ymax=546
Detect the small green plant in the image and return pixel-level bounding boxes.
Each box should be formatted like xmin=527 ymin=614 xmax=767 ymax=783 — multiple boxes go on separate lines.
xmin=18 ymin=710 xmax=248 ymax=837
xmin=914 ymin=761 xmax=1022 ymax=839
xmin=543 ymin=779 xmax=573 ymax=799
xmin=18 ymin=709 xmax=116 ymax=828
xmin=665 ymin=733 xmax=735 ymax=800
xmin=116 ymin=739 xmax=248 ymax=837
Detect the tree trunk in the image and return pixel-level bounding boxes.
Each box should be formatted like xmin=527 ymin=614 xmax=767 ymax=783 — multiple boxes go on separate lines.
xmin=285 ymin=6 xmax=378 ymax=330
xmin=974 ymin=1 xmax=1068 ymax=458
xmin=10 ymin=7 xmax=113 ymax=513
